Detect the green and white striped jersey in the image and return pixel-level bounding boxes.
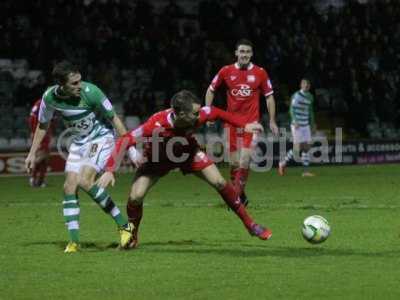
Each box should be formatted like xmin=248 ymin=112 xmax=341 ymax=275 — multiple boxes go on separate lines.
xmin=39 ymin=81 xmax=115 ymax=145
xmin=289 ymin=90 xmax=315 ymax=127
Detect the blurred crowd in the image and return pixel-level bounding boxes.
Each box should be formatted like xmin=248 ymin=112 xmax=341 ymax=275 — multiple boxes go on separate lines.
xmin=0 ymin=0 xmax=399 ymax=137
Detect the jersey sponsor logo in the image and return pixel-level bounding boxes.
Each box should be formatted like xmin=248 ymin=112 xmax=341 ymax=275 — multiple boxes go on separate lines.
xmin=69 ymin=116 xmax=94 ymax=132
xmin=231 ymin=84 xmax=252 ymax=98
xmin=247 ymin=75 xmax=255 ymax=82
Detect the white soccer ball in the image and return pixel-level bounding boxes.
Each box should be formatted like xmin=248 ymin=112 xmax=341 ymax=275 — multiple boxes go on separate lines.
xmin=302 ymin=215 xmax=331 ymax=244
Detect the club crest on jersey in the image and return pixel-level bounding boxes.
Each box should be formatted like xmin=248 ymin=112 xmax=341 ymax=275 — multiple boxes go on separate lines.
xmin=230 ymin=76 xmax=237 ymax=81
xmin=247 ymin=75 xmax=255 ymax=82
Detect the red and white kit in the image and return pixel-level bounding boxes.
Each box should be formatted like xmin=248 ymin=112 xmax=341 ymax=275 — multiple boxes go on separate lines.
xmin=106 ymin=106 xmax=248 ymax=175
xmin=209 ymin=63 xmax=273 ymax=152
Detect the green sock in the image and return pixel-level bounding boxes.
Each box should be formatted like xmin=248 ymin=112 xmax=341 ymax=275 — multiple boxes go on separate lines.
xmin=87 ymin=185 xmax=127 ymax=227
xmin=63 ymin=194 xmax=80 ymax=243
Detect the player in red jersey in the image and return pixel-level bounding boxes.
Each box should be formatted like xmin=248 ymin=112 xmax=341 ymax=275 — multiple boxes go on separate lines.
xmin=28 ymin=99 xmax=53 ymax=187
xmin=205 ymin=39 xmax=279 ymax=205
xmin=97 ymin=90 xmax=273 ymax=248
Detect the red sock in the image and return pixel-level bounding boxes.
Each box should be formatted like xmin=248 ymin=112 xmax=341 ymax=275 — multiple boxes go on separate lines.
xmin=230 ymin=167 xmax=238 ymax=182
xmin=127 ymin=200 xmax=143 ymax=229
xmin=37 ymin=160 xmax=48 ymax=184
xmin=230 ymin=167 xmax=249 ymax=195
xmin=237 ymin=168 xmax=249 ymax=195
xmin=218 ymin=183 xmax=254 ymax=230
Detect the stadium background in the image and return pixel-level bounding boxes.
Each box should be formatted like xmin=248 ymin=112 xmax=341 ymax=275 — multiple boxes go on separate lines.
xmin=0 ymin=0 xmax=399 ymax=174
xmin=2 ymin=1 xmax=400 ymax=299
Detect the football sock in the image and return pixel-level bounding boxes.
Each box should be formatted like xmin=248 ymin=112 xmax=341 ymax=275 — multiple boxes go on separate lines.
xmin=87 ymin=185 xmax=127 ymax=227
xmin=218 ymin=183 xmax=254 ymax=230
xmin=230 ymin=167 xmax=249 ymax=195
xmin=63 ymin=194 xmax=80 ymax=243
xmin=230 ymin=167 xmax=239 ymax=192
xmin=284 ymin=149 xmax=294 ymax=164
xmin=230 ymin=167 xmax=238 ymax=182
xmin=127 ymin=200 xmax=143 ymax=230
xmin=37 ymin=160 xmax=48 ymax=184
xmin=236 ymin=168 xmax=249 ymax=195
xmin=301 ymin=151 xmax=310 ymax=171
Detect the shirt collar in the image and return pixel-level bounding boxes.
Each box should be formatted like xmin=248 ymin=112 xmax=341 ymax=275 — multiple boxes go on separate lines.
xmin=234 ymin=62 xmax=254 ymax=70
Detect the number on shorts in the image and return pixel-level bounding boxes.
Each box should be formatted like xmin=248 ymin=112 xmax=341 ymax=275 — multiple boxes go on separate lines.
xmin=89 ymin=143 xmax=98 ymax=158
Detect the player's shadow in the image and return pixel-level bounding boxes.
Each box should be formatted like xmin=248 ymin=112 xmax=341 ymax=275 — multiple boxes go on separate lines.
xmin=22 ymin=240 xmax=400 ymax=258
xmin=22 ymin=240 xmax=120 ymax=251
xmin=139 ymin=241 xmax=400 ymax=258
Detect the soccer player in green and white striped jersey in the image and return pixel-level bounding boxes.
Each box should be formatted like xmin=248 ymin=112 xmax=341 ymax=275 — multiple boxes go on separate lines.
xmin=25 ymin=61 xmax=134 ymax=252
xmin=279 ymin=78 xmax=316 ymax=177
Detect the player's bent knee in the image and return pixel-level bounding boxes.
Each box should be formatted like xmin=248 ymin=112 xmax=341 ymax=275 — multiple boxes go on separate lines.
xmin=129 ymin=186 xmax=145 ymax=202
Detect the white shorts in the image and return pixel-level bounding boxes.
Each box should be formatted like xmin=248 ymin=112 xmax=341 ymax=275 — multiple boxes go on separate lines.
xmin=65 ymin=133 xmax=115 ymax=174
xmin=291 ymin=125 xmax=312 ymax=144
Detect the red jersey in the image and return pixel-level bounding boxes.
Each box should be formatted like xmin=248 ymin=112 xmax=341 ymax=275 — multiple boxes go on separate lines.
xmin=29 ymin=99 xmax=52 ymax=149
xmin=209 ymin=63 xmax=273 ymax=122
xmin=106 ymin=106 xmax=247 ymax=172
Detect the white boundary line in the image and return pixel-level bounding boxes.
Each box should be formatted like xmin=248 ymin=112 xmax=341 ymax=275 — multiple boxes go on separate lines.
xmin=2 ymin=202 xmax=400 ymax=209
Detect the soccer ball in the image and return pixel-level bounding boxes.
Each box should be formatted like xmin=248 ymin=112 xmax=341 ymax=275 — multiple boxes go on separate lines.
xmin=302 ymin=215 xmax=331 ymax=244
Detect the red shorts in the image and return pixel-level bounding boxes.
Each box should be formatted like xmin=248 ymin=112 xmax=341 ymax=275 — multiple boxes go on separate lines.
xmin=136 ymin=151 xmax=213 ymax=177
xmin=225 ymin=124 xmax=256 ymax=153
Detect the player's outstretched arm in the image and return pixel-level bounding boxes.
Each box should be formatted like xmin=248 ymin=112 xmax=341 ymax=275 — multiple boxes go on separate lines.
xmin=105 ymin=132 xmax=137 ymax=173
xmin=25 ymin=122 xmax=49 ymax=173
xmin=128 ymin=146 xmax=146 ymax=168
xmin=203 ymin=106 xmax=248 ymax=128
xmin=111 ymin=114 xmax=127 ymax=136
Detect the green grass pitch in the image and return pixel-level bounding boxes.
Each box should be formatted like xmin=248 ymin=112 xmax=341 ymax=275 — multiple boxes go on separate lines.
xmin=1 ymin=164 xmax=400 ymax=299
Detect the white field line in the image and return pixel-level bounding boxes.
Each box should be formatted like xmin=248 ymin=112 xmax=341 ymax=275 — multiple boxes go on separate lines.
xmin=2 ymin=201 xmax=400 ymax=210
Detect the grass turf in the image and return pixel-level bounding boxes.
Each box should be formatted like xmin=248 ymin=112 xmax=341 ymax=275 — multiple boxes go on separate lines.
xmin=1 ymin=164 xmax=400 ymax=299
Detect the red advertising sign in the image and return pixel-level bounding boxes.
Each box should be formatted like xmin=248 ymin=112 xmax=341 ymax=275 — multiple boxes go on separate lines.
xmin=0 ymin=152 xmax=65 ymax=174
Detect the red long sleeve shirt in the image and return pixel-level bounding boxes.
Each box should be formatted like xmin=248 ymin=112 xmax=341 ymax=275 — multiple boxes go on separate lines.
xmin=106 ymin=106 xmax=249 ymax=172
